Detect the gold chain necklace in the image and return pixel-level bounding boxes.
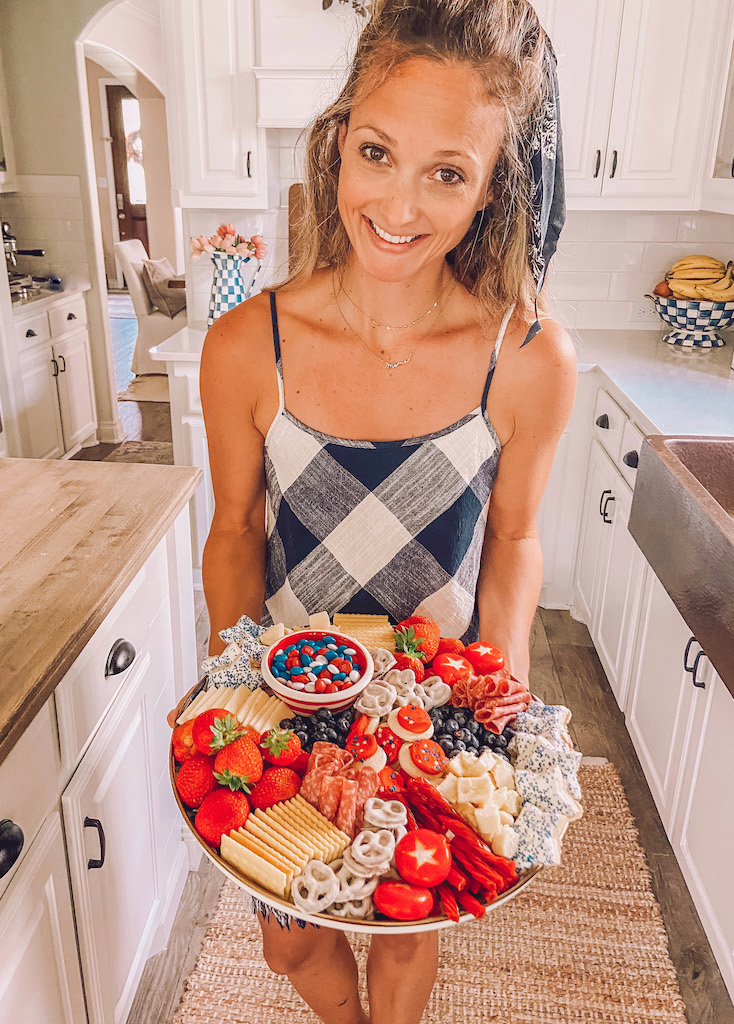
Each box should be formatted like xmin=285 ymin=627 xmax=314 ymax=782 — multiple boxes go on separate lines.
xmin=332 ymin=270 xmax=456 ymax=370
xmin=339 ymin=275 xmax=449 ymax=331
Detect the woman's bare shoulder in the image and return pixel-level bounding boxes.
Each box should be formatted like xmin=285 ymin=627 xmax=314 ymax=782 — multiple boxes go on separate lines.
xmin=200 ymin=290 xmax=274 ymax=373
xmin=504 ymin=312 xmax=577 ymax=441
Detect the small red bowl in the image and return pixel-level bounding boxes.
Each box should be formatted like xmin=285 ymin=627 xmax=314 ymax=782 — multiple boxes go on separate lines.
xmin=261 ymin=629 xmax=374 ymax=715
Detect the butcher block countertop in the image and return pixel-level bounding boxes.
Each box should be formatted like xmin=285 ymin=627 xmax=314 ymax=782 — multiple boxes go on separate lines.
xmin=0 ymin=458 xmax=202 ymax=766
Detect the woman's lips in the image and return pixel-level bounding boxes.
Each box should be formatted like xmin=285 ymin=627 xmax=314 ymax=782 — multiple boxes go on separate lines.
xmin=363 ymin=215 xmax=427 ymax=252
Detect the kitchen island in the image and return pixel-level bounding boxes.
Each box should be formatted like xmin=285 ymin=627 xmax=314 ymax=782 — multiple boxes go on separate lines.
xmin=0 ymin=457 xmax=202 ymax=1024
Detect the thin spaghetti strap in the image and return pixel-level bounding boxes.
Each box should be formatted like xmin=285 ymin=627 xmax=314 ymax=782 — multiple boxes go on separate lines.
xmin=269 ymin=291 xmax=285 ymax=412
xmin=481 ymin=303 xmax=515 ymax=412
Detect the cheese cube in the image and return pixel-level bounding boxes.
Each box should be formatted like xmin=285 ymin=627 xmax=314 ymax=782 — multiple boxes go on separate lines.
xmin=499 ymin=789 xmax=522 ymax=816
xmin=455 ymin=801 xmax=478 ymax=829
xmin=435 ymin=774 xmax=458 ymax=802
xmin=499 ymin=810 xmax=514 ymax=826
xmin=260 ymin=623 xmax=286 ymax=646
xmin=490 ymin=758 xmax=516 ymax=790
xmin=490 ymin=825 xmax=519 ymax=861
xmin=309 ymin=611 xmax=331 ymax=629
xmin=456 ymin=774 xmax=495 ymax=807
xmin=474 ymin=803 xmax=501 ymax=840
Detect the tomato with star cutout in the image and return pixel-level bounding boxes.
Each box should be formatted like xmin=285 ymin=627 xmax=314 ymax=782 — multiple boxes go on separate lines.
xmin=394 ymin=828 xmax=451 ymax=887
xmin=463 ymin=642 xmax=505 ymax=675
xmin=431 ymin=653 xmax=474 ymax=686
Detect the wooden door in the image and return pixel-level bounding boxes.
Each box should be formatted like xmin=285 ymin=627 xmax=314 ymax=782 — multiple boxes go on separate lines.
xmin=107 ymin=84 xmax=149 ymax=252
xmin=54 ymin=330 xmax=97 ymax=451
xmin=19 ymin=343 xmax=65 ymax=459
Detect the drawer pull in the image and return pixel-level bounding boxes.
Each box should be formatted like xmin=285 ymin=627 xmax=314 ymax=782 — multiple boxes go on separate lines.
xmin=684 ymin=635 xmax=698 ymax=673
xmin=25 ymin=328 xmax=37 ymax=338
xmin=105 ymin=638 xmax=136 ymax=677
xmin=593 ymin=149 xmax=601 ymax=178
xmin=84 ymin=817 xmax=106 ymax=869
xmin=601 ymin=494 xmax=615 ymax=524
xmin=622 ymin=450 xmax=639 ymax=469
xmin=599 ymin=488 xmax=612 ymax=517
xmin=610 ymin=150 xmax=618 ymax=178
xmin=595 ymin=413 xmax=609 ymax=429
xmin=691 ymin=650 xmax=707 ymax=689
xmin=0 ymin=819 xmax=24 ymax=879
xmin=67 ymin=312 xmax=77 ymax=321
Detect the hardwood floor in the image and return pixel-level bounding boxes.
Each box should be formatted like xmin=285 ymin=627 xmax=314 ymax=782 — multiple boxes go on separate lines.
xmin=127 ymin=606 xmax=734 ymax=1024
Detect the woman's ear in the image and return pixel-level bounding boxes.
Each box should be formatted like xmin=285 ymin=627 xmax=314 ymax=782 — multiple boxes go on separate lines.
xmin=477 ymin=184 xmax=494 ymax=213
xmin=337 ymin=121 xmax=348 ymax=156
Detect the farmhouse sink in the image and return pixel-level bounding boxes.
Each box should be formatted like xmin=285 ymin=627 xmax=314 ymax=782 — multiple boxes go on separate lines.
xmin=628 ymin=435 xmax=734 ymax=698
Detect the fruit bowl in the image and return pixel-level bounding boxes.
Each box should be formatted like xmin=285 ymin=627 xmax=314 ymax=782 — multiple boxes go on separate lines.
xmin=646 ymin=293 xmax=733 ymax=348
xmin=261 ymin=629 xmax=374 ymax=714
xmin=170 ymin=678 xmax=543 ymax=935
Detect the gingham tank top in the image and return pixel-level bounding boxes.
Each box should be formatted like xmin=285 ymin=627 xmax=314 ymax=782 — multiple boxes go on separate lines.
xmin=262 ymin=291 xmax=514 ymax=643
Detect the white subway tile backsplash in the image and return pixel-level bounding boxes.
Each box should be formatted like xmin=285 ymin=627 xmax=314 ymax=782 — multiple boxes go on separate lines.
xmin=554 ymin=241 xmax=645 ymax=273
xmin=641 ymin=242 xmax=734 ymax=272
xmin=559 ymin=212 xmax=588 ymax=241
xmin=550 ymin=271 xmax=610 ymax=301
xmin=574 ymin=300 xmax=657 ymax=331
xmin=585 ymin=211 xmax=681 ymax=242
xmin=677 ymin=212 xmax=734 ymax=243
xmin=608 ymin=271 xmax=662 ymax=301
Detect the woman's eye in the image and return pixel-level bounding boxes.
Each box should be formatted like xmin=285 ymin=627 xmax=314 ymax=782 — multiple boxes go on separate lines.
xmin=359 ymin=144 xmax=388 ymax=164
xmin=434 ymin=167 xmax=464 ymax=186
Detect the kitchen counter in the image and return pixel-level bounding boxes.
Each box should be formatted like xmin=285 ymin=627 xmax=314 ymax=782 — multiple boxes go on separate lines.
xmin=152 ymin=324 xmax=734 ymax=438
xmin=0 ymin=458 xmax=202 ymax=765
xmin=11 ymin=282 xmax=92 ymax=317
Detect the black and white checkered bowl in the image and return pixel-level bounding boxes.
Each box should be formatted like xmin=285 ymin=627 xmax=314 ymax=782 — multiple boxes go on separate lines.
xmin=646 ymin=293 xmax=733 ymax=348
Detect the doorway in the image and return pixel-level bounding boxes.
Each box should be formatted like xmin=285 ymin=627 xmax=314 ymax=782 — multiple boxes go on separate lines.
xmin=106 ymin=84 xmax=149 ymax=255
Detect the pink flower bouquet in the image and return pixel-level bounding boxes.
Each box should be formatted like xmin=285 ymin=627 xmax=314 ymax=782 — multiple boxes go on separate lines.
xmin=190 ymin=223 xmax=267 ymax=262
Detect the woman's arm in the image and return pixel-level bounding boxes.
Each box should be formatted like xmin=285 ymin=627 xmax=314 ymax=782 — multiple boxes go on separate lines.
xmin=476 ymin=319 xmax=577 ymax=685
xmin=200 ymin=299 xmax=272 ymax=656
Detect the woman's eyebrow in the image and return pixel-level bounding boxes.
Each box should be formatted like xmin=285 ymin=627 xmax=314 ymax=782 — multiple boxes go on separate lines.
xmin=351 ymin=124 xmax=475 ymax=163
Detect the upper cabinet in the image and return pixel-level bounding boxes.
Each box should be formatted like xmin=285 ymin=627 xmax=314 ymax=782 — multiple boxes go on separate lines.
xmin=0 ymin=41 xmax=16 ymax=193
xmin=536 ymin=0 xmax=729 ymax=209
xmin=701 ymin=7 xmax=734 ymax=215
xmin=160 ymin=0 xmax=268 ymax=208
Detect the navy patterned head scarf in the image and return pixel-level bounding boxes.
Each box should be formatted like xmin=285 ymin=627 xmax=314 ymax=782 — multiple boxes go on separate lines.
xmin=519 ymin=36 xmax=565 ymax=348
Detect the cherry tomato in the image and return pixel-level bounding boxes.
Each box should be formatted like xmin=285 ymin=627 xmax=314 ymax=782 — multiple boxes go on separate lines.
xmin=394 ymin=829 xmax=451 ymax=887
xmin=463 ymin=642 xmax=505 ymax=675
xmin=431 ymin=653 xmax=474 ymax=686
xmin=373 ymin=880 xmax=435 ymax=921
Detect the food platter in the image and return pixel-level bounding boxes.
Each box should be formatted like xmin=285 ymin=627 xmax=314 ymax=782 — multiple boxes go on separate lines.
xmin=169 ymin=677 xmax=544 ymax=935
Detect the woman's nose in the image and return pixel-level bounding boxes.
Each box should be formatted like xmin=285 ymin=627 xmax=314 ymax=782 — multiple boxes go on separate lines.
xmin=380 ymin=176 xmax=420 ymax=230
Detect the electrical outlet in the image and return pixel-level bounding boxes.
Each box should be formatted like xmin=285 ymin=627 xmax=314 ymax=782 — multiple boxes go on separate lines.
xmin=629 ymin=301 xmax=659 ymax=323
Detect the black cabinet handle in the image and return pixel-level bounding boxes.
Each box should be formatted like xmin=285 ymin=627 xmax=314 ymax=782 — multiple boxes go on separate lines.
xmin=26 ymin=328 xmax=37 ymax=338
xmin=622 ymin=450 xmax=639 ymax=469
xmin=731 ymin=155 xmax=734 ymax=179
xmin=51 ymin=358 xmax=59 ymax=378
xmin=691 ymin=650 xmax=707 ymax=689
xmin=599 ymin=488 xmax=612 ymax=517
xmin=595 ymin=413 xmax=609 ymax=429
xmin=84 ymin=817 xmax=106 ymax=869
xmin=610 ymin=150 xmax=618 ymax=178
xmin=58 ymin=354 xmax=66 ymax=373
xmin=67 ymin=312 xmax=77 ymax=321
xmin=246 ymin=150 xmax=252 ymax=178
xmin=0 ymin=820 xmax=24 ymax=879
xmin=602 ymin=494 xmax=615 ymax=524
xmin=684 ymin=635 xmax=698 ymax=673
xmin=105 ymin=638 xmax=136 ymax=677
xmin=593 ymin=149 xmax=601 ymax=178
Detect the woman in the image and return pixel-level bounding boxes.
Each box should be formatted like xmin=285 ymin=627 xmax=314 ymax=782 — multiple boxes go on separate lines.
xmin=200 ymin=2 xmax=576 ymax=1021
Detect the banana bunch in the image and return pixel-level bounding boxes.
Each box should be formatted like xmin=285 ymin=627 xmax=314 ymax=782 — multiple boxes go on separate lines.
xmin=665 ymin=256 xmax=734 ymax=302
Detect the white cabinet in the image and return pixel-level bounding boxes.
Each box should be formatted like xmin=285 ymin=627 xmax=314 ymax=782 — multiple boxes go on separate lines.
xmin=16 ymin=292 xmax=97 ymax=458
xmin=162 ymin=0 xmax=268 ymax=208
xmin=0 ymin=40 xmax=16 ymax=193
xmin=536 ymin=0 xmax=726 ymax=207
xmin=574 ymin=439 xmax=618 ymax=626
xmin=0 ymin=814 xmax=87 ymax=1024
xmin=701 ymin=6 xmax=734 ymax=214
xmin=671 ymin=668 xmax=734 ymax=1000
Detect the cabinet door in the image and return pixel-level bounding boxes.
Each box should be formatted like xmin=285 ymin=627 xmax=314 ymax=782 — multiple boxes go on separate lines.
xmin=604 ymin=0 xmax=722 ymax=201
xmin=182 ymin=415 xmax=213 ymax=574
xmin=625 ymin=569 xmax=702 ymax=834
xmin=176 ymin=0 xmax=263 ymax=199
xmin=19 ymin=343 xmax=65 ymax=459
xmin=535 ymin=0 xmax=623 ymax=196
xmin=54 ymin=330 xmax=97 ymax=451
xmin=0 ymin=813 xmax=87 ymax=1024
xmin=62 ymin=642 xmax=164 ymax=1024
xmin=671 ymin=669 xmax=734 ymax=1002
xmin=594 ymin=478 xmax=646 ymax=709
xmin=573 ymin=440 xmax=617 ymax=627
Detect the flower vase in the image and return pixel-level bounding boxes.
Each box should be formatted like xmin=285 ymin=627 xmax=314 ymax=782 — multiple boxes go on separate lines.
xmin=207 ymin=252 xmax=251 ymax=327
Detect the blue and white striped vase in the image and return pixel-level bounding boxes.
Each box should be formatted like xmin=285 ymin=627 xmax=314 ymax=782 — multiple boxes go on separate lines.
xmin=207 ymin=252 xmax=260 ymax=327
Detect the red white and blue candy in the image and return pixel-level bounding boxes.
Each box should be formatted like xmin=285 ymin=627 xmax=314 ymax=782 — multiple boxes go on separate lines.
xmin=270 ymin=635 xmax=365 ymax=693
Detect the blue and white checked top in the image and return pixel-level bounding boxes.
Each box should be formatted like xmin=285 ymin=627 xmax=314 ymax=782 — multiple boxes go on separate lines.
xmin=262 ymin=291 xmax=514 ymax=643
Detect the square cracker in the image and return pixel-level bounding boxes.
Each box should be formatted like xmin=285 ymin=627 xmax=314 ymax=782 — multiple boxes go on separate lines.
xmin=245 ymin=819 xmax=309 ymax=868
xmin=220 ymin=833 xmax=288 ymax=898
xmin=257 ymin=810 xmax=325 ymax=861
xmin=269 ymin=804 xmax=332 ymax=857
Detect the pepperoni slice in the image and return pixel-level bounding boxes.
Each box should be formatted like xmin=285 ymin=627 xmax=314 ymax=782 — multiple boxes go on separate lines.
xmin=409 ymin=739 xmax=449 ymax=776
xmin=396 ymin=704 xmax=432 ymax=734
xmin=346 ymin=732 xmax=378 ymax=761
xmin=375 ymin=726 xmax=402 ymax=764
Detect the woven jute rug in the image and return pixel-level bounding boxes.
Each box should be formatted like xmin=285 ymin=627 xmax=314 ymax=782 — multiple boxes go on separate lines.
xmin=103 ymin=440 xmax=174 ymax=465
xmin=170 ymin=764 xmax=687 ymax=1024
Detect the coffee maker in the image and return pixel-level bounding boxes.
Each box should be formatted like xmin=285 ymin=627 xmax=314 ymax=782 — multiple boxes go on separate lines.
xmin=2 ymin=221 xmax=46 ymax=300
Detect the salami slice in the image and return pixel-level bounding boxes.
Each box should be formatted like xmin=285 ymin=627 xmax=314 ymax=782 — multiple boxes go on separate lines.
xmin=300 ymin=767 xmax=328 ymax=807
xmin=320 ymin=773 xmax=344 ymax=821
xmin=335 ymin=777 xmax=359 ymax=838
xmin=352 ymin=764 xmax=380 ymax=834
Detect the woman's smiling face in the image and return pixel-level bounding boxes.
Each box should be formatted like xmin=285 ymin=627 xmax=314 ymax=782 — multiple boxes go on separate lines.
xmin=337 ymin=57 xmax=506 ymax=283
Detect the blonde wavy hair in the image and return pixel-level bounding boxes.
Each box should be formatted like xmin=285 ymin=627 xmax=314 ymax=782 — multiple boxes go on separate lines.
xmin=277 ymin=0 xmax=551 ymax=322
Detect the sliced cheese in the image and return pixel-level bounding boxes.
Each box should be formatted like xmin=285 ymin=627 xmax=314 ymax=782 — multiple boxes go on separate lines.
xmin=176 ymin=689 xmax=208 ymax=725
xmin=220 ymin=833 xmax=288 ymax=898
xmin=260 ymin=623 xmax=286 ymax=646
xmin=237 ymin=688 xmax=268 ymax=726
xmin=245 ymin=818 xmax=308 ymax=868
xmin=230 ymin=828 xmax=297 ymax=879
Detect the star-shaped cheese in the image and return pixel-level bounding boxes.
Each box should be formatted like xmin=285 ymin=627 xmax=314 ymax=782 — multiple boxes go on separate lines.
xmin=442 ymin=655 xmax=469 ymax=673
xmin=469 ymin=643 xmax=495 ymax=659
xmin=405 ymin=839 xmax=440 ymax=871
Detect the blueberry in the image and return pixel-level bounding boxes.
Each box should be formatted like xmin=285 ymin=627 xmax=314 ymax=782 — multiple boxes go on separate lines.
xmin=315 ymin=708 xmax=333 ymax=721
xmin=279 ymin=718 xmax=295 ymax=730
xmin=465 ymin=719 xmax=481 ymax=734
xmin=494 ymin=734 xmax=508 ymax=749
xmin=477 ymin=744 xmax=493 ymax=756
xmin=465 ymin=733 xmax=479 ymax=749
xmin=453 ymin=728 xmax=471 ymax=743
xmin=504 ymin=728 xmax=515 ymax=741
xmin=438 ymin=736 xmax=454 ymax=754
xmin=295 ymin=729 xmax=310 ymax=744
xmin=452 ymin=739 xmax=467 ymax=752
xmin=453 ymin=710 xmax=468 ymax=726
xmin=444 ymin=718 xmax=459 ymax=733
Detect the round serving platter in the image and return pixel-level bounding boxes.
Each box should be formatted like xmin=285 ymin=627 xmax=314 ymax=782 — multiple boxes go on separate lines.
xmin=169 ymin=677 xmax=543 ymax=935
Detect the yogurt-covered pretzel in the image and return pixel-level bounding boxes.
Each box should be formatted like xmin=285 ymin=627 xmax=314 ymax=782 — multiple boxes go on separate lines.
xmin=331 ymin=859 xmax=379 ymax=901
xmin=330 ymin=895 xmax=375 ymax=920
xmin=349 ymin=828 xmax=396 ymax=868
xmin=341 ymin=846 xmax=392 ymax=878
xmin=291 ymin=860 xmax=340 ymax=914
xmin=423 ymin=676 xmax=452 ymax=708
xmin=371 ymin=648 xmax=397 ymax=676
xmin=384 ymin=668 xmax=417 ymax=692
xmin=355 ymin=681 xmax=397 ymax=717
xmin=363 ymin=797 xmax=408 ymax=830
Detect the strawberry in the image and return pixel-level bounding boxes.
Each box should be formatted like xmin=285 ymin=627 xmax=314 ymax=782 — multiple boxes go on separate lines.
xmin=247 ymin=767 xmax=301 ymax=810
xmin=394 ymin=653 xmax=425 ymax=683
xmin=192 ymin=709 xmax=244 ymax=755
xmin=290 ymin=749 xmax=312 ymax=777
xmin=195 ymin=788 xmax=250 ymax=847
xmin=259 ymin=727 xmax=302 ymax=767
xmin=175 ymin=754 xmax=218 ymax=808
xmin=214 ymin=736 xmax=263 ymax=792
xmin=172 ymin=719 xmax=197 ymax=762
xmin=394 ymin=617 xmax=440 ymax=663
xmin=435 ymin=637 xmax=465 ymax=656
